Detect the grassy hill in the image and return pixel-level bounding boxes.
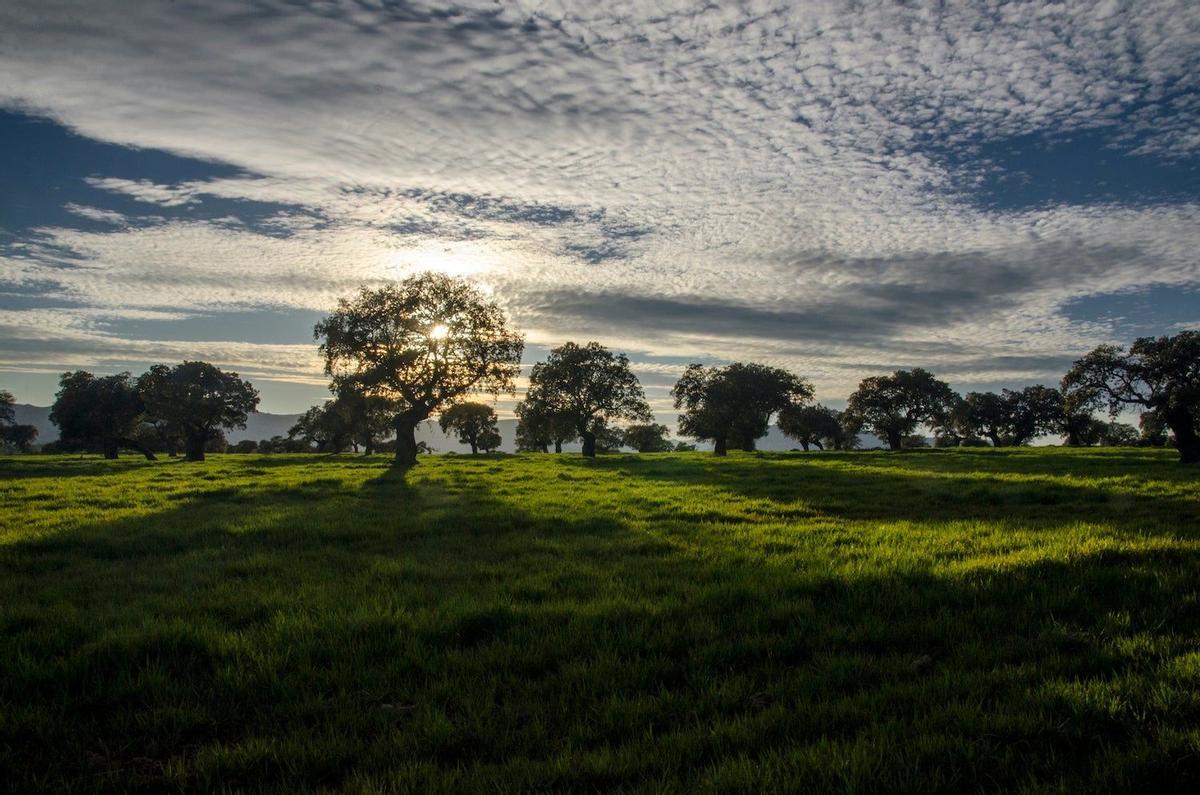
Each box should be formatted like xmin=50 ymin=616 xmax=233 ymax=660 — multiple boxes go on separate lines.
xmin=1 ymin=449 xmax=1197 ymax=791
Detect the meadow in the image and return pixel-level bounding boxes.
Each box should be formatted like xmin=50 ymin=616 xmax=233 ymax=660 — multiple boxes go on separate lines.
xmin=1 ymin=448 xmax=1198 ymax=792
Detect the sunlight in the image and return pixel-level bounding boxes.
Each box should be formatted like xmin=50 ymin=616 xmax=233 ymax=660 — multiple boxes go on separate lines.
xmin=429 ymin=323 xmax=449 ymax=340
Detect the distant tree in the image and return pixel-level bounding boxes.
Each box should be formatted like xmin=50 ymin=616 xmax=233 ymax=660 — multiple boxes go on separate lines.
xmin=778 ymin=403 xmax=842 ymax=451
xmin=929 ymin=394 xmax=969 ymax=447
xmin=673 ymin=362 xmax=813 ymax=455
xmin=515 ymin=398 xmax=576 ymax=453
xmin=593 ymin=423 xmax=625 ymax=453
xmin=623 ymin=423 xmax=673 ymax=452
xmin=828 ymin=409 xmax=861 ymax=450
xmin=902 ymin=433 xmax=929 ymax=449
xmin=289 ymin=402 xmax=354 ymax=452
xmin=846 ymin=368 xmax=956 ymax=451
xmin=49 ymin=371 xmax=155 ymax=460
xmin=332 ymin=384 xmax=394 ymax=454
xmin=1138 ymin=410 xmax=1169 ymax=447
xmin=1004 ymin=385 xmax=1064 ymax=446
xmin=205 ymin=429 xmax=229 ymax=454
xmin=230 ymin=439 xmax=259 ymax=453
xmin=0 ymin=390 xmax=37 ymax=453
xmin=438 ymin=402 xmax=500 ymax=454
xmin=962 ymin=391 xmax=1007 ymax=447
xmin=477 ymin=425 xmax=503 ymax=453
xmin=316 ymin=273 xmax=523 ymax=466
xmin=1063 ymin=332 xmax=1200 ymax=463
xmin=1099 ymin=421 xmax=1140 ymax=447
xmin=673 ymin=441 xmax=698 ymax=452
xmin=138 ymin=361 xmax=259 ymax=461
xmin=526 ymin=342 xmax=651 ymax=457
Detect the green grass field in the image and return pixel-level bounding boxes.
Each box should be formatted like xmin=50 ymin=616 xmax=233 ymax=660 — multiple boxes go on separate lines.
xmin=1 ymin=449 xmax=1198 ymax=792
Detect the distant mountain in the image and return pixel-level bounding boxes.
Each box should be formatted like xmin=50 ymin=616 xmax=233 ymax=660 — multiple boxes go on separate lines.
xmin=13 ymin=404 xmax=885 ymax=453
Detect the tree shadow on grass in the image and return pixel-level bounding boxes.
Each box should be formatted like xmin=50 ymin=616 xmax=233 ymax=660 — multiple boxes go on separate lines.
xmin=1 ymin=459 xmax=1199 ymax=791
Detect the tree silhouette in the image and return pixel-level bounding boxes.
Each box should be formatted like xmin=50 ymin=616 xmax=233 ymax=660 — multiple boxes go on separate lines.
xmin=0 ymin=390 xmax=37 ymax=453
xmin=778 ymin=403 xmax=842 ymax=451
xmin=673 ymin=363 xmax=812 ymax=455
xmin=846 ymin=368 xmax=956 ymax=451
xmin=1004 ymin=385 xmax=1064 ymax=446
xmin=526 ymin=342 xmax=650 ymax=457
xmin=438 ymin=402 xmax=500 ymax=454
xmin=138 ymin=362 xmax=259 ymax=462
xmin=288 ymin=402 xmax=354 ymax=452
xmin=1063 ymin=332 xmax=1200 ymax=463
xmin=622 ymin=422 xmax=673 ymax=452
xmin=515 ymin=398 xmax=576 ymax=453
xmin=316 ymin=273 xmax=523 ymax=466
xmin=49 ymin=372 xmax=155 ymax=460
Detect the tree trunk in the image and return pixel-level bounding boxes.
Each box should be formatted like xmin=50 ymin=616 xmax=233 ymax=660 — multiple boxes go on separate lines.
xmin=554 ymin=439 xmax=562 ymax=454
xmin=580 ymin=430 xmax=596 ymax=458
xmin=184 ymin=434 xmax=206 ymax=462
xmin=102 ymin=438 xmax=119 ymax=460
xmin=799 ymin=440 xmax=810 ymax=452
xmin=714 ymin=436 xmax=728 ymax=456
xmin=987 ymin=431 xmax=1002 ymax=447
xmin=468 ymin=437 xmax=478 ymax=454
xmin=887 ymin=430 xmax=902 ymax=451
xmin=813 ymin=439 xmax=824 ymax=451
xmin=1167 ymin=408 xmax=1200 ymax=464
xmin=394 ymin=419 xmax=419 ymax=466
xmin=740 ymin=438 xmax=756 ymax=452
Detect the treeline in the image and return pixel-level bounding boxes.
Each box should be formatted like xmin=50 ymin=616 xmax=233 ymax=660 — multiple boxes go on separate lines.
xmin=4 ymin=273 xmax=1198 ymax=464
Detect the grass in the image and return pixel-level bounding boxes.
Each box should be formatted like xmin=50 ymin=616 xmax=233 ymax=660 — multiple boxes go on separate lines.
xmin=0 ymin=447 xmax=1198 ymax=793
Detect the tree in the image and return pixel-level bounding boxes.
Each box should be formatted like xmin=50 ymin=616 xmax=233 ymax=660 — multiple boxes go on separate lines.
xmin=0 ymin=390 xmax=37 ymax=453
xmin=1063 ymin=332 xmax=1200 ymax=463
xmin=316 ymin=273 xmax=524 ymax=466
xmin=1004 ymin=385 xmax=1064 ymax=446
xmin=1100 ymin=421 xmax=1139 ymax=447
xmin=515 ymin=398 xmax=576 ymax=453
xmin=478 ymin=426 xmax=503 ymax=452
xmin=289 ymin=402 xmax=354 ymax=452
xmin=929 ymin=394 xmax=969 ymax=447
xmin=962 ymin=391 xmax=1007 ymax=447
xmin=438 ymin=402 xmax=500 ymax=454
xmin=846 ymin=368 xmax=957 ymax=451
xmin=1139 ymin=410 xmax=1169 ymax=447
xmin=593 ymin=423 xmax=625 ymax=453
xmin=138 ymin=362 xmax=259 ymax=461
xmin=332 ymin=384 xmax=394 ymax=454
xmin=778 ymin=404 xmax=842 ymax=451
xmin=525 ymin=342 xmax=651 ymax=457
xmin=623 ymin=423 xmax=673 ymax=452
xmin=49 ymin=371 xmax=155 ymax=460
xmin=672 ymin=363 xmax=813 ymax=455
xmin=231 ymin=439 xmax=259 ymax=453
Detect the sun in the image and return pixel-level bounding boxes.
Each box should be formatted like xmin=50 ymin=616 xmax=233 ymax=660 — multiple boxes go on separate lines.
xmin=429 ymin=323 xmax=449 ymax=340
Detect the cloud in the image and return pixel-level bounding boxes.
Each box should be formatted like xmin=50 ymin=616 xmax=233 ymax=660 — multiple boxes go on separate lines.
xmin=0 ymin=0 xmax=1198 ymax=407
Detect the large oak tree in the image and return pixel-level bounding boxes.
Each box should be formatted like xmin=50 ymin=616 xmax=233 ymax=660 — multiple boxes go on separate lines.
xmin=846 ymin=368 xmax=956 ymax=451
xmin=1063 ymin=332 xmax=1200 ymax=463
xmin=138 ymin=362 xmax=259 ymax=461
xmin=525 ymin=342 xmax=650 ymax=457
xmin=50 ymin=371 xmax=155 ymax=460
xmin=672 ymin=362 xmax=813 ymax=455
xmin=316 ymin=273 xmax=524 ymax=466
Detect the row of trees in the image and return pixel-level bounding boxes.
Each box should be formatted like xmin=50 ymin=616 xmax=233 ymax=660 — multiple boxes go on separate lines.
xmin=44 ymin=362 xmax=259 ymax=461
xmin=12 ymin=273 xmax=1199 ymax=464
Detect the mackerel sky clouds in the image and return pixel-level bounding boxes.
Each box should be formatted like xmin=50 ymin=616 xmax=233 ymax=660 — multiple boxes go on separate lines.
xmin=1 ymin=1 xmax=1198 ymax=414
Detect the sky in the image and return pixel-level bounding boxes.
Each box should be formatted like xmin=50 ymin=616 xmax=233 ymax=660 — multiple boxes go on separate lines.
xmin=1 ymin=0 xmax=1198 ymax=418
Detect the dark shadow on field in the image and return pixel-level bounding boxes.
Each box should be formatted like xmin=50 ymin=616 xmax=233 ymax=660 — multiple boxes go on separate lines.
xmin=2 ymin=457 xmax=1199 ymax=791
xmin=557 ymin=451 xmax=1200 ymax=535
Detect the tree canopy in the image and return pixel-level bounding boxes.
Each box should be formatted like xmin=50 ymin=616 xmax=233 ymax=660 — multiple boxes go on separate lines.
xmin=49 ymin=371 xmax=155 ymax=460
xmin=316 ymin=272 xmax=523 ymax=465
xmin=672 ymin=362 xmax=812 ymax=455
xmin=622 ymin=423 xmax=673 ymax=453
xmin=0 ymin=389 xmax=38 ymax=453
xmin=846 ymin=368 xmax=956 ymax=451
xmin=137 ymin=362 xmax=259 ymax=461
xmin=778 ymin=403 xmax=843 ymax=451
xmin=1063 ymin=332 xmax=1200 ymax=463
xmin=525 ymin=342 xmax=651 ymax=457
xmin=438 ymin=402 xmax=500 ymax=454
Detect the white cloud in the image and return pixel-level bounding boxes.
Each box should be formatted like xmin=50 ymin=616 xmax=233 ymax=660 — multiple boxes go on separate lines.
xmin=1 ymin=0 xmax=1198 ymax=407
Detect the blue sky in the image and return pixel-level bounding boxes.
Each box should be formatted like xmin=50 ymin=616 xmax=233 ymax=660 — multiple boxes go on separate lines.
xmin=1 ymin=0 xmax=1198 ymax=416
